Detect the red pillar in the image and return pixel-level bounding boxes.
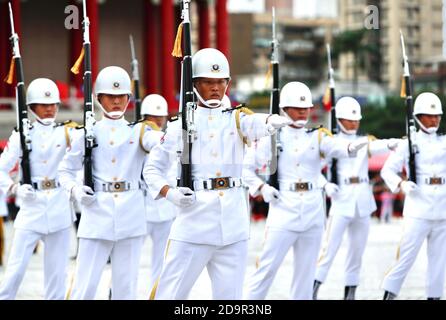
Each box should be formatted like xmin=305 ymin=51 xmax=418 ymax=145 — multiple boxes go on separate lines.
xmin=87 ymin=0 xmax=99 ymax=81
xmin=144 ymin=0 xmax=159 ymax=94
xmin=198 ymin=0 xmax=211 ymax=49
xmin=69 ymin=1 xmax=83 ymax=93
xmin=215 ymin=0 xmax=229 ymax=58
xmin=160 ymin=0 xmax=176 ymax=113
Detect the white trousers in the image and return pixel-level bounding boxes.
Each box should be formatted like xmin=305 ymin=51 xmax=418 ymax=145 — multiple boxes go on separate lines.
xmin=69 ymin=236 xmax=144 ymax=300
xmin=315 ymin=213 xmax=370 ymax=286
xmin=0 ymin=227 xmax=71 ymax=300
xmin=383 ymin=217 xmax=446 ymax=298
xmin=145 ymin=220 xmax=173 ymax=291
xmin=153 ymin=240 xmax=248 ymax=300
xmin=245 ymin=225 xmax=323 ymax=300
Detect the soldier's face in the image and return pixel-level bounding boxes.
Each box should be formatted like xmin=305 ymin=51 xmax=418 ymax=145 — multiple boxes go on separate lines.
xmin=194 ymin=78 xmax=229 ymax=103
xmin=145 ymin=115 xmax=167 ymax=129
xmin=98 ymin=94 xmax=129 ymax=113
xmin=339 ymin=119 xmax=360 ymax=131
xmin=30 ymin=103 xmax=58 ymax=119
xmin=417 ymin=114 xmax=441 ymax=129
xmin=284 ymin=107 xmax=310 ymax=121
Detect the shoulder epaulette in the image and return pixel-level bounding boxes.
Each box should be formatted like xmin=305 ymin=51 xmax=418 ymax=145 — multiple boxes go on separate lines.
xmin=128 ymin=118 xmax=144 ymax=127
xmin=55 ymin=120 xmax=79 ymax=128
xmin=222 ymin=103 xmax=247 ymax=113
xmin=306 ymin=125 xmax=323 ymax=133
xmin=316 ymin=127 xmax=333 ymax=137
xmin=367 ymin=134 xmax=377 ymax=141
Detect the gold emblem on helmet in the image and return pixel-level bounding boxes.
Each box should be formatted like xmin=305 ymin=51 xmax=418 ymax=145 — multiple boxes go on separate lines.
xmin=352 ymin=110 xmax=357 ymax=114
xmin=300 ymin=96 xmax=306 ymax=101
xmin=211 ymin=64 xmax=220 ymax=73
xmin=113 ymin=82 xmax=120 ymax=88
xmin=45 ymin=91 xmax=51 ymax=97
xmin=431 ymin=104 xmax=436 ymax=109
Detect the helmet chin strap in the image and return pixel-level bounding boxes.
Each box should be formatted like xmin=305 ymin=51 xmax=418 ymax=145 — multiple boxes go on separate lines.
xmin=29 ymin=107 xmax=58 ymax=126
xmin=193 ymin=85 xmax=229 ymax=109
xmin=337 ymin=120 xmax=357 ymax=135
xmin=98 ymin=99 xmax=129 ymax=120
xmin=415 ymin=116 xmax=438 ymax=134
xmin=284 ymin=111 xmax=307 ymax=128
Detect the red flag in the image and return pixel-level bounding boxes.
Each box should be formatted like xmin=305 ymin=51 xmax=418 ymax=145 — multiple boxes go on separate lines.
xmin=322 ymin=86 xmax=331 ymax=112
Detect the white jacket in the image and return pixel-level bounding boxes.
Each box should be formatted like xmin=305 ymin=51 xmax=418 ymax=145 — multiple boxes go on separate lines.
xmin=58 ymin=117 xmax=163 ymax=241
xmin=144 ymin=106 xmax=272 ymax=246
xmin=243 ymin=126 xmax=350 ymax=232
xmin=381 ymin=130 xmax=446 ymax=220
xmin=0 ymin=121 xmax=76 ymax=233
xmin=329 ymin=132 xmax=393 ymax=218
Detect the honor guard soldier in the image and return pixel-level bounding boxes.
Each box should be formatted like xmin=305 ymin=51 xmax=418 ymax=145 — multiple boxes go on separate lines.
xmin=381 ymin=92 xmax=446 ymax=300
xmin=0 ymin=79 xmax=76 ymax=299
xmin=144 ymin=48 xmax=291 ymax=300
xmin=139 ymin=94 xmax=177 ymax=292
xmin=313 ymin=97 xmax=400 ymax=300
xmin=58 ymin=66 xmax=163 ymax=300
xmin=242 ymin=82 xmax=369 ymax=300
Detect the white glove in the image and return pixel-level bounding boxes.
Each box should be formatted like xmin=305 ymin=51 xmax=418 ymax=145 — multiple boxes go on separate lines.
xmin=166 ymin=187 xmax=196 ymax=207
xmin=387 ymin=138 xmax=401 ymax=151
xmin=15 ymin=184 xmax=36 ymax=201
xmin=266 ymin=114 xmax=292 ymax=134
xmin=260 ymin=184 xmax=280 ymax=203
xmin=400 ymin=181 xmax=418 ymax=195
xmin=72 ymin=185 xmax=96 ymax=206
xmin=348 ymin=137 xmax=369 ymax=154
xmin=324 ymin=182 xmax=339 ymax=198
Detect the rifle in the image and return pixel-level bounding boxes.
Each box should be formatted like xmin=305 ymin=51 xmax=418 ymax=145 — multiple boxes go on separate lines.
xmin=7 ymin=3 xmax=32 ymax=185
xmin=400 ymin=30 xmax=417 ymax=183
xmin=78 ymin=0 xmax=96 ymax=189
xmin=268 ymin=7 xmax=280 ymax=190
xmin=326 ymin=44 xmax=338 ymax=184
xmin=129 ymin=34 xmax=142 ymax=121
xmin=175 ymin=0 xmax=196 ymax=189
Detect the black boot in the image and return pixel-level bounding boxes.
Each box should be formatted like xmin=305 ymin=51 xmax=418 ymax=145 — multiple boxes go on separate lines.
xmin=344 ymin=286 xmax=357 ymax=300
xmin=383 ymin=290 xmax=396 ymax=300
xmin=427 ymin=297 xmax=440 ymax=300
xmin=313 ymin=280 xmax=322 ymax=300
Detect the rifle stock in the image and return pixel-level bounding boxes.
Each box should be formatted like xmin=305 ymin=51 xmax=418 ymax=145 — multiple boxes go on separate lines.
xmin=327 ymin=44 xmax=338 ymax=184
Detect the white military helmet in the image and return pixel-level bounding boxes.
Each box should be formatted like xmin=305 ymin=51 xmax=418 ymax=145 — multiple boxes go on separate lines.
xmin=413 ymin=92 xmax=443 ymax=116
xmin=26 ymin=78 xmax=60 ymax=105
xmin=94 ymin=66 xmax=132 ymax=96
xmin=192 ymin=48 xmax=230 ymax=79
xmin=141 ymin=94 xmax=168 ymax=116
xmin=279 ymin=81 xmax=313 ymax=108
xmin=335 ymin=96 xmax=362 ymax=120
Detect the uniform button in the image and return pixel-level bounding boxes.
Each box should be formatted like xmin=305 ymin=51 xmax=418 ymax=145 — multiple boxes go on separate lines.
xmin=113 ymin=177 xmax=118 ymax=181
xmin=208 ymin=116 xmax=213 ymax=121
xmin=42 ymin=160 xmax=47 ymax=164
xmin=294 ymin=149 xmax=298 ymax=152
xmin=298 ymin=178 xmax=302 ymax=182
xmin=111 ymin=158 xmax=116 ymax=164
xmin=296 ymin=164 xmax=300 ymax=167
xmin=209 ymin=133 xmax=215 ymax=139
xmin=110 ymin=141 xmax=114 ymax=146
xmin=111 ymin=128 xmax=116 ymax=132
xmin=114 ymin=194 xmax=118 ymax=198
xmin=41 ymin=145 xmax=45 ymax=149
xmin=212 ymin=152 xmax=218 ymax=157
xmin=219 ymin=191 xmax=224 ymax=197
xmin=216 ymin=171 xmax=222 ymax=177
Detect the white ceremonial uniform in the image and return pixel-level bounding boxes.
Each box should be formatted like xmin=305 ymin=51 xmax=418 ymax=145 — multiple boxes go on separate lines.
xmin=243 ymin=126 xmax=351 ymax=300
xmin=142 ymin=122 xmax=177 ymax=292
xmin=0 ymin=121 xmax=76 ymax=300
xmin=144 ymin=106 xmax=272 ymax=300
xmin=316 ymin=133 xmax=393 ymax=287
xmin=58 ymin=117 xmax=163 ymax=300
xmin=381 ymin=131 xmax=446 ymax=298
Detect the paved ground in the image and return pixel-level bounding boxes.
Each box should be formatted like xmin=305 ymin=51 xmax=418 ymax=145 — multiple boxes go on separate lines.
xmin=0 ymin=215 xmax=431 ymax=300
